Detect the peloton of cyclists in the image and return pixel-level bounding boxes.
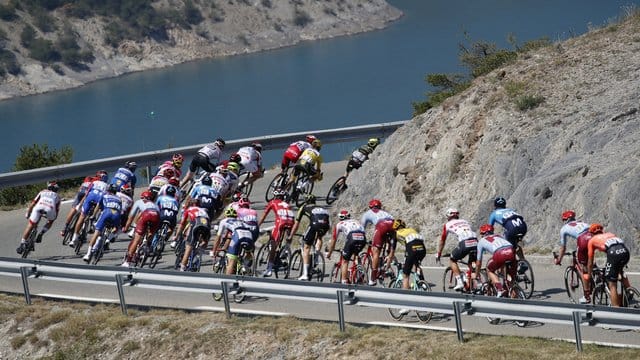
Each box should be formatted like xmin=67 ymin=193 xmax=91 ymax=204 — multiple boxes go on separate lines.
xmin=360 ymin=199 xmax=397 ymax=286
xmin=16 ymin=181 xmax=61 ymax=255
xmin=68 ymin=172 xmax=109 ymax=248
xmin=60 ymin=170 xmax=107 ymax=237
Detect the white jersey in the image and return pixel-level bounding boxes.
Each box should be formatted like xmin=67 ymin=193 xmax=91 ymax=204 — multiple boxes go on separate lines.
xmin=209 ymin=171 xmax=230 ymax=196
xmin=443 ymin=219 xmax=477 ymax=242
xmin=332 ymin=219 xmax=365 ymax=241
xmin=217 ymin=217 xmax=245 ymax=237
xmin=198 ymin=143 xmax=223 ymax=164
xmin=116 ymin=192 xmax=134 ymax=216
xmin=29 ymin=189 xmax=61 ymax=223
xmin=290 ymin=140 xmax=311 ymax=152
xmin=559 ymin=220 xmax=590 ymax=246
xmin=476 ymin=234 xmax=512 ymax=262
xmin=360 ymin=209 xmax=394 ymax=229
xmin=237 ymin=146 xmax=262 ymax=173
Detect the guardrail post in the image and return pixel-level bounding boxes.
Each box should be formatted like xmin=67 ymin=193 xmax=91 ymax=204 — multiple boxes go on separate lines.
xmin=221 ymin=282 xmax=232 ymax=318
xmin=19 ymin=266 xmax=32 ymax=305
xmin=453 ymin=301 xmax=465 ymax=342
xmin=572 ymin=311 xmax=583 ymax=352
xmin=115 ymin=274 xmax=128 ymax=316
xmin=337 ymin=290 xmax=346 ymax=332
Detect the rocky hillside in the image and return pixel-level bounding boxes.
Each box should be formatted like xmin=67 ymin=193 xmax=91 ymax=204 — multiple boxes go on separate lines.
xmin=0 ymin=0 xmax=400 ymax=100
xmin=337 ymin=12 xmax=640 ymax=254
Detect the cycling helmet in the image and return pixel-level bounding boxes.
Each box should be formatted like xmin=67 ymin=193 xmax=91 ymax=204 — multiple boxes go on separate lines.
xmin=252 ymin=142 xmax=263 ymax=152
xmin=311 ymin=139 xmax=322 ymax=150
xmin=368 ymin=199 xmax=382 ymax=209
xmin=217 ymin=165 xmax=229 ymax=175
xmin=494 ymin=197 xmax=507 ymax=208
xmin=305 ymin=194 xmax=316 ymax=204
xmin=107 ymin=184 xmax=118 ymax=194
xmin=305 ymin=135 xmax=317 ymax=143
xmin=588 ymin=223 xmax=604 ymax=235
xmin=229 ymin=153 xmax=242 ymax=164
xmin=125 ymin=161 xmax=137 ymax=171
xmin=224 ymin=207 xmax=237 ymax=218
xmin=163 ymin=168 xmax=175 ymax=179
xmin=47 ymin=181 xmax=59 ymax=192
xmin=168 ymin=177 xmax=180 ymax=187
xmin=201 ymin=175 xmax=213 ymax=186
xmin=368 ymin=138 xmax=380 ymax=148
xmin=232 ymin=191 xmax=242 ymax=203
xmin=121 ymin=183 xmax=133 ymax=196
xmin=479 ymin=224 xmax=494 ymax=235
xmin=97 ymin=171 xmax=108 ymax=182
xmin=165 ymin=186 xmax=177 ymax=198
xmin=273 ymin=188 xmax=286 ymax=198
xmin=561 ymin=210 xmax=576 ymax=222
xmin=392 ymin=219 xmax=406 ymax=230
xmin=141 ymin=191 xmax=153 ymax=200
xmin=446 ymin=208 xmax=459 ymax=219
xmin=215 ymin=138 xmax=226 ymax=148
xmin=238 ymin=197 xmax=251 ymax=208
xmin=338 ymin=210 xmax=351 ymax=220
xmin=172 ymin=153 xmax=184 ymax=166
xmin=227 ymin=162 xmax=240 ymax=174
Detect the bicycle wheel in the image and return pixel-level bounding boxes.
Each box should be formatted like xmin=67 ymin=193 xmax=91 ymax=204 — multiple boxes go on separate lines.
xmin=359 ymin=252 xmax=373 ymax=285
xmin=624 ymin=286 xmax=640 ymax=309
xmin=592 ymin=283 xmax=610 ymax=306
xmin=325 ymin=176 xmax=346 ymax=205
xmin=516 ymin=259 xmax=535 ymax=299
xmin=253 ymin=241 xmax=272 ymax=276
xmin=62 ymin=212 xmax=79 ymax=245
xmin=174 ymin=239 xmax=185 ymax=270
xmin=289 ymin=250 xmax=303 ymax=279
xmin=508 ymin=285 xmax=529 ymax=327
xmin=265 ymin=173 xmax=286 ymax=203
xmin=353 ymin=263 xmax=367 ymax=285
xmin=563 ymin=266 xmax=585 ymax=304
xmin=481 ymin=283 xmax=500 ymax=324
xmin=311 ymin=251 xmax=326 ymax=282
xmin=416 ymin=280 xmax=433 ymax=323
xmin=442 ymin=267 xmax=455 ymax=292
xmin=22 ymin=228 xmax=37 ymax=259
xmin=275 ymin=246 xmax=292 ymax=279
xmin=294 ymin=174 xmax=314 ymax=207
xmin=387 ymin=279 xmax=405 ymax=320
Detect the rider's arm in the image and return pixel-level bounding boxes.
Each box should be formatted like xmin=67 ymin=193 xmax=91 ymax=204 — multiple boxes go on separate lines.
xmin=257 ymin=202 xmax=272 ymax=226
xmin=436 ymin=224 xmax=447 ymax=259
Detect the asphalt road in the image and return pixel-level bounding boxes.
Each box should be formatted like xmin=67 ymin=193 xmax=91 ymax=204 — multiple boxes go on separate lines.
xmin=1 ymin=160 xmax=638 ymax=347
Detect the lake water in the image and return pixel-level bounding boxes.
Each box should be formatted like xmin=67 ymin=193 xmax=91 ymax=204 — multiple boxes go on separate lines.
xmin=1 ymin=0 xmax=637 ymax=172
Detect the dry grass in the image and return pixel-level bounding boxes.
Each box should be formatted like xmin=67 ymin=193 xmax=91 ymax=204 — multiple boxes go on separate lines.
xmin=0 ymin=293 xmax=637 ymax=359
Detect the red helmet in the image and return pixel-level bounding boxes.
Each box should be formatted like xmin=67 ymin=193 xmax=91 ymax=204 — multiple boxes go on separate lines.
xmin=588 ymin=223 xmax=603 ymax=235
xmin=479 ymin=224 xmax=494 ymax=235
xmin=141 ymin=191 xmax=153 ymax=200
xmin=368 ymin=199 xmax=382 ymax=209
xmin=168 ymin=177 xmax=179 ymax=187
xmin=163 ymin=168 xmax=175 ymax=179
xmin=121 ymin=183 xmax=133 ymax=196
xmin=229 ymin=153 xmax=242 ymax=164
xmin=338 ymin=210 xmax=351 ymax=220
xmin=305 ymin=134 xmax=317 ymax=143
xmin=561 ymin=210 xmax=576 ymax=221
xmin=172 ymin=153 xmax=184 ymax=166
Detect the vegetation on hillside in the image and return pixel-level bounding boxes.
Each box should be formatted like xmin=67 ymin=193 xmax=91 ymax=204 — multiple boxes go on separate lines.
xmin=412 ymin=34 xmax=550 ymax=116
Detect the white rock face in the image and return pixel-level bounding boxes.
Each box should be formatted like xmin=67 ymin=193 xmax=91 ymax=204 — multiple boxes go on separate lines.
xmin=335 ymin=16 xmax=640 ymax=254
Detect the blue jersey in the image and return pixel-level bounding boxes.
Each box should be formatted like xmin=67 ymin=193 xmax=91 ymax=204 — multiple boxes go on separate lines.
xmin=95 ymin=193 xmax=122 ymax=232
xmin=190 ymin=184 xmax=219 ymax=210
xmin=488 ymin=208 xmax=523 ymax=226
xmin=156 ymin=194 xmax=180 ymax=225
xmin=110 ymin=167 xmax=137 ymax=190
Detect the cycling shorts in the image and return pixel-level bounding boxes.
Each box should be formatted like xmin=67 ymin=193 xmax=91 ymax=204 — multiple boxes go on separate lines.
xmin=272 ymin=220 xmax=294 ymax=244
xmin=29 ymin=204 xmax=57 ymax=224
xmin=82 ymin=193 xmax=102 ymax=215
xmin=227 ymin=228 xmax=255 ymax=257
xmin=372 ymin=219 xmax=396 ymax=249
xmin=158 ymin=209 xmax=178 ymax=228
xmin=341 ymin=230 xmax=367 ymax=261
xmin=503 ymin=216 xmax=527 ymax=246
xmin=486 ymin=246 xmax=516 ymax=279
xmin=576 ymin=232 xmax=592 ymax=266
xmin=282 ymin=147 xmax=302 ymax=169
xmin=189 ymin=152 xmax=216 ymax=173
xmin=450 ymin=238 xmax=478 ymax=263
xmin=189 ymin=217 xmax=211 ymax=246
xmin=134 ymin=209 xmax=160 ymax=236
xmin=301 ymin=223 xmax=330 ymax=246
xmin=604 ymin=244 xmax=630 ymax=282
xmin=403 ymin=240 xmax=426 ymax=276
xmin=95 ymin=208 xmax=121 ymax=232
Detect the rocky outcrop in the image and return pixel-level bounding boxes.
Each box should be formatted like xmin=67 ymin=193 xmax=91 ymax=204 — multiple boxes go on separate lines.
xmin=336 ymin=14 xmax=640 ymax=254
xmin=0 ymin=0 xmax=401 ymax=100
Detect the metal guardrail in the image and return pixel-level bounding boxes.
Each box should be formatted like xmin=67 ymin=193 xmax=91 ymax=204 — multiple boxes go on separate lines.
xmin=0 ymin=121 xmax=407 ymax=188
xmin=1 ymin=257 xmax=638 ymax=352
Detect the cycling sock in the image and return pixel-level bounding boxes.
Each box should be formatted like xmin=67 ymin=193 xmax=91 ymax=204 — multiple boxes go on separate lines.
xmin=41 ymin=224 xmax=51 ymax=234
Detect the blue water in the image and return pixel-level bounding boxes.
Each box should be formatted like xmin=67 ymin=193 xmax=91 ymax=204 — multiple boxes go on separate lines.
xmin=0 ymin=0 xmax=637 ymax=172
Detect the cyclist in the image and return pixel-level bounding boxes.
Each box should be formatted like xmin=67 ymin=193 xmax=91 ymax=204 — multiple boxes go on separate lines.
xmin=237 ymin=142 xmax=265 ymax=191
xmin=83 ymin=184 xmax=122 ymax=262
xmin=554 ymin=210 xmax=592 ymax=303
xmin=393 ymin=219 xmax=426 ymax=314
xmin=123 ymin=190 xmax=157 ymax=238
xmin=157 ymin=153 xmax=184 ymax=179
xmin=224 ymin=221 xmax=255 ymax=276
xmin=68 ymin=173 xmax=109 ymax=248
xmin=121 ymin=194 xmax=160 ymax=267
xmin=180 ymin=138 xmax=225 ymax=187
xmin=157 ymin=177 xmax=181 ymax=202
xmin=223 ymin=162 xmax=242 ymax=200
xmin=583 ymin=223 xmax=631 ymax=307
xmin=212 ymin=207 xmax=246 ymax=261
xmin=360 ymin=199 xmax=396 ymax=286
xmin=488 ymin=196 xmax=528 ymax=260
xmin=436 ymin=208 xmax=478 ymax=291
xmin=474 ymin=224 xmax=516 ymax=295
xmin=176 ymin=198 xmax=211 ymax=271
xmin=257 ymin=188 xmax=295 ymax=277
xmin=16 ymin=181 xmax=61 ymax=254
xmin=281 ymin=135 xmax=315 ymax=172
xmin=112 ymin=183 xmax=134 ymax=248
xmin=187 ymin=175 xmax=221 ymax=219
xmin=326 ymin=210 xmax=367 ymax=284
xmin=288 ymin=194 xmax=330 ymax=281
xmin=110 ymin=161 xmax=137 ymax=191
xmin=289 ymin=139 xmax=323 ymax=189
xmin=342 ymin=137 xmax=380 ymax=180
xmin=208 ymin=167 xmax=232 ymax=202
xmin=237 ymin=197 xmax=260 ymax=242
xmin=148 ymin=168 xmax=174 ymax=198
xmin=156 ymin=186 xmax=180 ymax=236
xmin=60 ymin=170 xmax=106 ymax=237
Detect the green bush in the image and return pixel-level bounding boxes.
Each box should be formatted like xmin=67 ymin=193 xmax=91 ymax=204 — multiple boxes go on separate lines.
xmin=20 ymin=25 xmax=37 ymax=48
xmin=515 ymin=94 xmax=545 ymax=111
xmin=412 ymin=73 xmax=470 ymax=116
xmin=184 ymin=1 xmax=204 ymax=25
xmin=0 ymin=48 xmax=21 ymax=76
xmin=56 ymin=26 xmax=94 ymax=71
xmin=0 ymin=4 xmax=18 ymax=21
xmin=0 ymin=144 xmax=75 ymax=207
xmin=33 ymin=8 xmax=57 ymax=33
xmin=293 ymin=9 xmax=312 ymax=27
xmin=28 ymin=37 xmax=60 ymax=63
